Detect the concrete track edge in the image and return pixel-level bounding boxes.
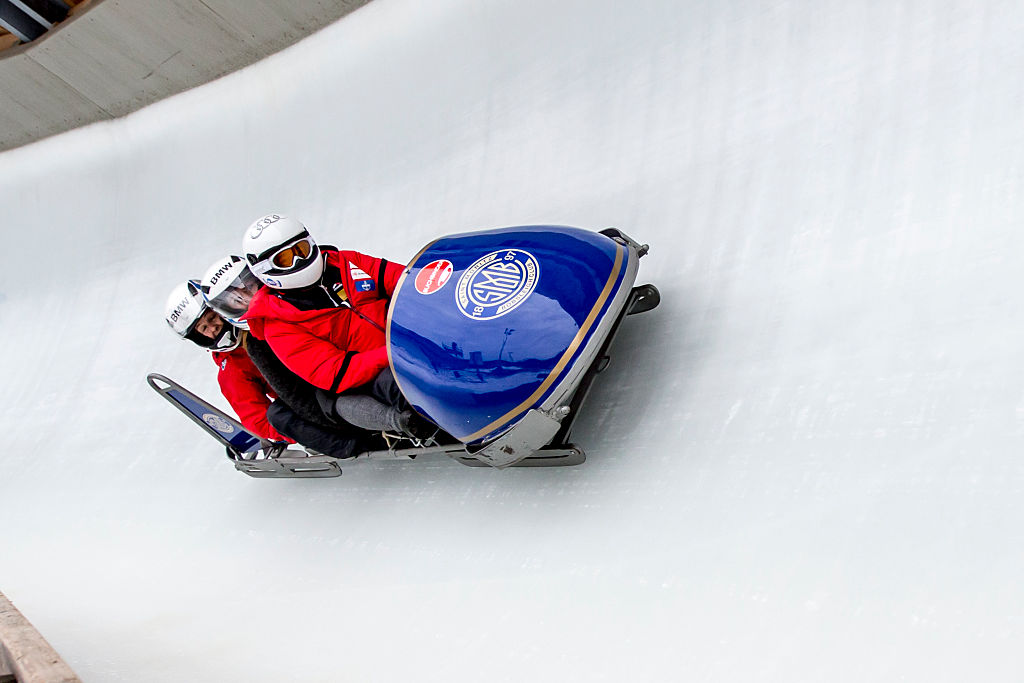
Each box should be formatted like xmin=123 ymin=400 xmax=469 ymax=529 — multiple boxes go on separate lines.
xmin=0 ymin=591 xmax=80 ymax=683
xmin=0 ymin=0 xmax=372 ymax=153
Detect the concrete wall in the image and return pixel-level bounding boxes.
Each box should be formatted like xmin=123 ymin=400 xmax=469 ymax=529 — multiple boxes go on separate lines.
xmin=0 ymin=0 xmax=371 ymax=152
xmin=0 ymin=592 xmax=79 ymax=683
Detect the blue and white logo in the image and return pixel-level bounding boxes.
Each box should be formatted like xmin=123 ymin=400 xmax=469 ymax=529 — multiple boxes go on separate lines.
xmin=349 ymin=265 xmax=376 ymax=292
xmin=456 ymin=249 xmax=540 ymax=320
xmin=203 ymin=413 xmax=235 ymax=434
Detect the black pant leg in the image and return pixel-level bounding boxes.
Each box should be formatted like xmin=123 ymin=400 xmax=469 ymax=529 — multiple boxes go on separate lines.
xmin=266 ymin=400 xmax=372 ymax=460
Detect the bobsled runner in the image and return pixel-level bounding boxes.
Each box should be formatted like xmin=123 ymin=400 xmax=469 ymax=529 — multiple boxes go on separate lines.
xmin=146 ymin=372 xmax=585 ymax=478
xmin=148 ymin=225 xmax=658 ymax=478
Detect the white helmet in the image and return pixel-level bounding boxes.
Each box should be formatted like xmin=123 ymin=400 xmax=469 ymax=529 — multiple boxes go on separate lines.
xmin=242 ymin=213 xmax=323 ymax=289
xmin=200 ymin=255 xmax=261 ymax=331
xmin=164 ymin=279 xmax=240 ymax=351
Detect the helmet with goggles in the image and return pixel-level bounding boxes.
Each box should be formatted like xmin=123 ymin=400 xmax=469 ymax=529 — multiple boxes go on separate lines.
xmin=201 ymin=254 xmax=261 ymax=331
xmin=164 ymin=279 xmax=240 ymax=352
xmin=242 ymin=214 xmax=323 ymax=289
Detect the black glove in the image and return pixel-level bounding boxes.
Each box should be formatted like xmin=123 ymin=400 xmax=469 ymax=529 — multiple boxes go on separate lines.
xmin=260 ymin=440 xmax=289 ymax=458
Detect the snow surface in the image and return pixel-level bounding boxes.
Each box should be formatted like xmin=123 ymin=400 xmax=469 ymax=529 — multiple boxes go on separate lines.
xmin=2 ymin=0 xmax=1024 ymax=680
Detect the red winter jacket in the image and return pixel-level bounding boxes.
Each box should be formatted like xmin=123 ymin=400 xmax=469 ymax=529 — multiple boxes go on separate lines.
xmin=244 ymin=249 xmax=405 ymax=394
xmin=211 ymin=341 xmax=290 ymax=442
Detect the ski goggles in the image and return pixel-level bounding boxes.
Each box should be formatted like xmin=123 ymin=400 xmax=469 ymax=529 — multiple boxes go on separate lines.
xmin=271 ymin=237 xmax=314 ymax=269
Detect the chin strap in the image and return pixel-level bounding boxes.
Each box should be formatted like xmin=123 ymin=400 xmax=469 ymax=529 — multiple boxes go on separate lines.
xmin=207 ymin=325 xmax=241 ymax=352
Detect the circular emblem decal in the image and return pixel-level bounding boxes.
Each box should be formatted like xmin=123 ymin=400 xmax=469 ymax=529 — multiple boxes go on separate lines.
xmin=456 ymin=249 xmax=539 ymax=320
xmin=203 ymin=413 xmax=235 ymax=434
xmin=415 ymin=260 xmax=454 ymax=295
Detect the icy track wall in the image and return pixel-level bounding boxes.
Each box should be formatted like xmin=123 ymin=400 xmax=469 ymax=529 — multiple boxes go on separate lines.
xmin=2 ymin=0 xmax=1024 ymax=681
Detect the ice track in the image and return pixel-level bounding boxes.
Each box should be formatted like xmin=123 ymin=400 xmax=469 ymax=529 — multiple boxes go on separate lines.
xmin=1 ymin=0 xmax=1023 ymax=680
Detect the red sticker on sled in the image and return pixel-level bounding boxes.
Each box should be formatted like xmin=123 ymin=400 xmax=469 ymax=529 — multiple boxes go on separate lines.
xmin=415 ymin=260 xmax=454 ymax=295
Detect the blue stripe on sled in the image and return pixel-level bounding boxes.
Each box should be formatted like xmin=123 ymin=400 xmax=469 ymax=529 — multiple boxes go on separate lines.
xmin=167 ymin=388 xmax=261 ymax=453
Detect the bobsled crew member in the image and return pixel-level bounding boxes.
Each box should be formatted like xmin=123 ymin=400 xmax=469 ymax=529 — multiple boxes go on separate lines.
xmin=199 ymin=255 xmax=380 ymax=459
xmin=241 ymin=213 xmax=435 ymax=439
xmin=164 ymin=278 xmax=290 ymax=446
xmin=164 ymin=272 xmax=373 ymax=459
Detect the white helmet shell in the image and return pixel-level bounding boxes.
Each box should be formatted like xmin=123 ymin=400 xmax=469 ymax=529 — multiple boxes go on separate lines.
xmin=164 ymin=279 xmax=240 ymax=351
xmin=242 ymin=213 xmax=324 ymax=289
xmin=200 ymin=255 xmax=261 ymax=331
xmin=165 ymin=280 xmax=206 ymax=340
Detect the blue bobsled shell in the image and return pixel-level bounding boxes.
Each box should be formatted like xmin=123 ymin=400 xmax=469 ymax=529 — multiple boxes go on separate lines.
xmin=387 ymin=225 xmax=633 ymax=445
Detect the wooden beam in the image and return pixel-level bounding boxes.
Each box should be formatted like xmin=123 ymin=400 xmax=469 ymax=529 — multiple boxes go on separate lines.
xmin=0 ymin=26 xmax=20 ymax=52
xmin=0 ymin=591 xmax=80 ymax=683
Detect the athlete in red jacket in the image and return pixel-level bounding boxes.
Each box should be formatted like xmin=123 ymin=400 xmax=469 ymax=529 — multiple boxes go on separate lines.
xmin=240 ymin=214 xmax=436 ymax=441
xmin=211 ymin=344 xmax=289 ymax=442
xmin=244 ymin=248 xmax=404 ymax=393
xmin=164 ymin=279 xmax=289 ymax=443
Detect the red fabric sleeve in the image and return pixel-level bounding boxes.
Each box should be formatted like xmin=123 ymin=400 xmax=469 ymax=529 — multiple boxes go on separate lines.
xmin=382 ymin=259 xmax=404 ymax=297
xmin=215 ymin=354 xmax=291 ymax=442
xmin=263 ymin=319 xmax=390 ymax=393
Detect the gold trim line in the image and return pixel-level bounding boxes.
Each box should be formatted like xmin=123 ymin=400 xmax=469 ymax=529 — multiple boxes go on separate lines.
xmin=460 ymin=244 xmax=625 ymax=442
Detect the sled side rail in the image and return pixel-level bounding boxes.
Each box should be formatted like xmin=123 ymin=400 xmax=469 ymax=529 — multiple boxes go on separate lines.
xmin=234 ymin=454 xmax=343 ymax=478
xmin=147 ymin=373 xmax=261 ymax=456
xmin=0 ymin=590 xmax=81 ymax=683
xmin=232 ymin=442 xmax=585 ymax=478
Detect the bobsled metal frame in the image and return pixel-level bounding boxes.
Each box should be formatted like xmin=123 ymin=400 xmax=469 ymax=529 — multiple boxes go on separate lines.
xmin=147 ymin=372 xmax=260 ymax=456
xmin=232 ymin=451 xmax=343 ymax=478
xmin=236 ymin=441 xmax=586 ymax=478
xmin=550 ymin=282 xmax=661 ymax=447
xmin=463 ymin=280 xmax=659 ymax=466
xmin=148 ymin=371 xmax=582 ymax=479
xmin=548 ymin=229 xmax=659 ymax=446
xmin=148 ymin=372 xmax=345 ymax=478
xmin=547 ymin=226 xmax=661 ymax=447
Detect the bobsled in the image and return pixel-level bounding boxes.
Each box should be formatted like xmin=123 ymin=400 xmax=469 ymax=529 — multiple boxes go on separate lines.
xmin=388 ymin=226 xmax=659 ymax=468
xmin=148 ymin=226 xmax=657 ymax=478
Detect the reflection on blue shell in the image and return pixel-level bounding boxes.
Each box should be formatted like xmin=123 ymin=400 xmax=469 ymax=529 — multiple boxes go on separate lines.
xmin=388 ymin=226 xmax=627 ymax=444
